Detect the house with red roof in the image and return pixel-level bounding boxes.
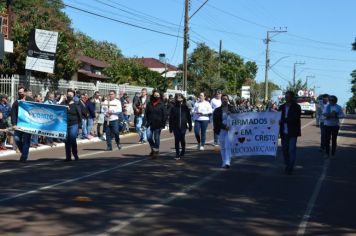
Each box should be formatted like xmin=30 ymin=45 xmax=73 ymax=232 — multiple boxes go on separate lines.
xmin=72 ymin=55 xmax=110 ymax=83
xmin=139 ymin=56 xmax=180 ymax=79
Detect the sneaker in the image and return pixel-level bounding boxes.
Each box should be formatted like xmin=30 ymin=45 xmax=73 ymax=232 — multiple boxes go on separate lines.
xmin=117 ymin=144 xmax=122 ymax=150
xmin=199 ymin=146 xmax=204 ymax=151
xmin=174 ymin=155 xmax=181 ymax=160
xmin=106 ymin=147 xmax=113 ymax=151
xmin=197 ymin=145 xmax=201 ymax=150
xmin=213 ymin=142 xmax=218 ymax=146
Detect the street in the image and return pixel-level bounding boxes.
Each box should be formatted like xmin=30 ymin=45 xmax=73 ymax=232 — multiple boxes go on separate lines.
xmin=0 ymin=116 xmax=355 ymax=236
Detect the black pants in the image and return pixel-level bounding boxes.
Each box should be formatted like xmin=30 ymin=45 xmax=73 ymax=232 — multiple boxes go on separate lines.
xmin=173 ymin=128 xmax=186 ymax=156
xmin=324 ymin=125 xmax=339 ymax=156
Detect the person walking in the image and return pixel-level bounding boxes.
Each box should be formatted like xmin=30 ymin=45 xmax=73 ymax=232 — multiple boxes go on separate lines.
xmin=102 ymin=90 xmax=123 ymax=151
xmin=169 ymin=93 xmax=192 ymax=160
xmin=62 ymin=89 xmax=82 ymax=162
xmin=279 ymin=91 xmax=301 ymax=175
xmin=30 ymin=94 xmax=43 ymax=148
xmin=193 ymin=92 xmax=213 ymax=151
xmin=213 ymin=94 xmax=236 ymax=168
xmin=322 ymin=95 xmax=345 ymax=158
xmin=210 ymin=90 xmax=222 ymax=146
xmin=0 ymin=94 xmax=11 ymax=121
xmin=145 ymin=89 xmax=167 ymax=158
xmin=133 ymin=88 xmax=148 ymax=144
xmin=317 ymin=94 xmax=329 ymax=152
xmin=11 ymin=86 xmax=33 ymax=162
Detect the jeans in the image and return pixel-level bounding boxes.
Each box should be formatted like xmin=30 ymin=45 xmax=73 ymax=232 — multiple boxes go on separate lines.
xmin=320 ymin=122 xmax=326 ymax=150
xmin=147 ymin=127 xmax=161 ymax=150
xmin=194 ymin=120 xmax=209 ymax=146
xmin=31 ymin=134 xmax=39 ymax=145
xmin=97 ymin=123 xmax=103 ymax=138
xmin=106 ymin=120 xmax=120 ymax=149
xmin=14 ymin=130 xmax=31 ymax=161
xmin=173 ymin=128 xmax=186 ymax=156
xmin=81 ymin=118 xmax=88 ymax=138
xmin=324 ymin=126 xmax=339 ymax=156
xmin=135 ymin=116 xmax=147 ymax=141
xmin=87 ymin=118 xmax=94 ymax=137
xmin=65 ymin=124 xmax=79 ymax=160
xmin=281 ymin=135 xmax=298 ymax=172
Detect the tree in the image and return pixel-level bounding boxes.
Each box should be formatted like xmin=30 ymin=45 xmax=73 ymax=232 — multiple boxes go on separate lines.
xmin=0 ymin=0 xmax=78 ymax=80
xmin=250 ymin=81 xmax=280 ymax=104
xmin=346 ymin=38 xmax=356 ymax=112
xmin=187 ymin=43 xmax=220 ymax=95
xmin=187 ymin=43 xmax=258 ymax=96
xmin=286 ymin=79 xmax=307 ymax=94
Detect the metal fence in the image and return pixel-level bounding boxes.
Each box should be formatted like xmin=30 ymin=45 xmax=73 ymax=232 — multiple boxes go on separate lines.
xmin=0 ymin=74 xmax=185 ymax=104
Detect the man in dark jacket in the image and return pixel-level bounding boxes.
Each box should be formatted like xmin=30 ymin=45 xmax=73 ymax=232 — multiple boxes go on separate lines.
xmin=11 ymin=86 xmax=34 ymax=162
xmin=144 ymin=89 xmax=167 ymax=158
xmin=279 ymin=91 xmax=301 ymax=175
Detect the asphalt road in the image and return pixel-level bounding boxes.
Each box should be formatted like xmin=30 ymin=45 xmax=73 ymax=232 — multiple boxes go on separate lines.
xmin=0 ymin=116 xmax=355 ymax=236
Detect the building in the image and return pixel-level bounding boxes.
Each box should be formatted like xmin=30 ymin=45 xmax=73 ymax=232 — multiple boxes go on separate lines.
xmin=138 ymin=56 xmax=181 ymax=88
xmin=72 ymin=55 xmax=110 ymax=83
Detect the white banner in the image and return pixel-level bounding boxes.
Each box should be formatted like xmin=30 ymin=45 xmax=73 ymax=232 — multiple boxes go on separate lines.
xmin=25 ymin=29 xmax=58 ymax=73
xmin=227 ymin=112 xmax=281 ymax=157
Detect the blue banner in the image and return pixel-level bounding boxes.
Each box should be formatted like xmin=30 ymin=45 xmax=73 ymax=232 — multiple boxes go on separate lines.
xmin=17 ymin=101 xmax=67 ymax=138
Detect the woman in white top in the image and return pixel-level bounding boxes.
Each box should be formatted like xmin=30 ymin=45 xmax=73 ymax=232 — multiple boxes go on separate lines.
xmin=322 ymin=95 xmax=345 ymax=157
xmin=193 ymin=93 xmax=213 ymax=150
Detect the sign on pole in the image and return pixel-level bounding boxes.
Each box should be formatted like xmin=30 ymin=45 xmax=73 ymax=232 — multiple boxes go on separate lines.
xmin=25 ymin=29 xmax=59 ymax=73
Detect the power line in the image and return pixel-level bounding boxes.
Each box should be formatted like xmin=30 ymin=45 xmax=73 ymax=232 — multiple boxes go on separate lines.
xmin=272 ymin=50 xmax=355 ymax=62
xmin=200 ymin=1 xmax=350 ymax=49
xmin=93 ymin=0 xmax=179 ymax=31
xmin=63 ymin=2 xmax=198 ymax=43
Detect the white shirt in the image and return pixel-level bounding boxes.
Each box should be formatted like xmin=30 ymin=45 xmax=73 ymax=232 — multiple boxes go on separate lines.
xmin=101 ymin=99 xmax=122 ymax=121
xmin=210 ymin=98 xmax=222 ymax=111
xmin=193 ymin=100 xmax=213 ymax=121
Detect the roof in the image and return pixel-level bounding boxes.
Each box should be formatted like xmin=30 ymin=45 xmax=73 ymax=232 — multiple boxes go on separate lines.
xmin=79 ymin=55 xmax=110 ymax=68
xmin=78 ymin=69 xmax=109 ymax=80
xmin=139 ymin=58 xmax=178 ymax=71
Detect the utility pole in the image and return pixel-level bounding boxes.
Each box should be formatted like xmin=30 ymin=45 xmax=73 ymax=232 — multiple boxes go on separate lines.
xmin=293 ymin=61 xmax=306 ymax=86
xmin=218 ymin=39 xmax=222 ymax=81
xmin=264 ymin=28 xmax=287 ymax=102
xmin=182 ymin=0 xmax=189 ymax=92
xmin=182 ymin=0 xmax=208 ymax=93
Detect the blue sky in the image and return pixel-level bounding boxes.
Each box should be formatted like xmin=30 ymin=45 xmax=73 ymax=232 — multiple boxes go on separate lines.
xmin=63 ymin=0 xmax=356 ymax=105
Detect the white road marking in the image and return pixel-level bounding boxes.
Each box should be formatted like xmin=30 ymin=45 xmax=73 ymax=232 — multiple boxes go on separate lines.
xmin=0 ymin=158 xmax=146 ymax=203
xmin=0 ymin=130 xmax=212 ymax=175
xmin=99 ymin=170 xmax=220 ymax=235
xmin=0 ymin=140 xmax=213 ymax=203
xmin=297 ymin=118 xmax=345 ymax=236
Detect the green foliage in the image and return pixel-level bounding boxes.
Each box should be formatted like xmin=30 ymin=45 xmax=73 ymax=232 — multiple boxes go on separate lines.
xmin=286 ymin=79 xmax=307 ymax=94
xmin=75 ymin=32 xmax=123 ymax=63
xmin=187 ymin=43 xmax=258 ymax=96
xmin=346 ymin=69 xmax=356 ymax=111
xmin=250 ymin=81 xmax=280 ymax=104
xmin=0 ymin=0 xmax=78 ymax=80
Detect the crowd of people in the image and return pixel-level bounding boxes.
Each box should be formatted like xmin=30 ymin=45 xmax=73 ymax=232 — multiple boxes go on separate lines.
xmin=0 ymin=86 xmax=345 ymax=174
